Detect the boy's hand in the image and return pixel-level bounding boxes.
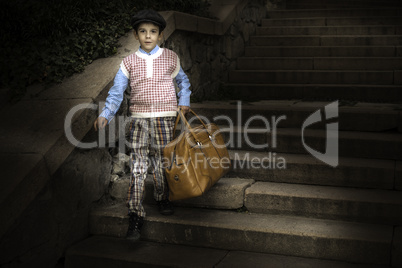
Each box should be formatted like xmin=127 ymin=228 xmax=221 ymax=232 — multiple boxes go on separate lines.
xmin=94 ymin=117 xmax=108 ymax=131
xmin=178 ymin=105 xmax=190 ymax=115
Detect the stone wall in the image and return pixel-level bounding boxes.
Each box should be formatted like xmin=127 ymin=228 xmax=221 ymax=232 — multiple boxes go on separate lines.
xmin=0 ymin=148 xmax=111 ymax=268
xmin=164 ymin=0 xmax=267 ymax=102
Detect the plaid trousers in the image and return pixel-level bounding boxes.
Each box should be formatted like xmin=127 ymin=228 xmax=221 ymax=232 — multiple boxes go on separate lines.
xmin=127 ymin=116 xmax=175 ymax=217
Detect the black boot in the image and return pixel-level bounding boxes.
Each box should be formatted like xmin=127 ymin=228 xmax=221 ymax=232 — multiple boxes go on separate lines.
xmin=126 ymin=212 xmax=144 ymax=241
xmin=157 ymin=200 xmax=174 ymax=215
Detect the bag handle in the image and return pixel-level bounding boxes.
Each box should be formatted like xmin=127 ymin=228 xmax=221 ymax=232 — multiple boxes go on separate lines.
xmin=173 ymin=108 xmax=213 ymax=142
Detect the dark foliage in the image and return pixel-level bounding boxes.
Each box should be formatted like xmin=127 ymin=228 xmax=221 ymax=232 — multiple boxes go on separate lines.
xmin=0 ymin=0 xmax=210 ymax=101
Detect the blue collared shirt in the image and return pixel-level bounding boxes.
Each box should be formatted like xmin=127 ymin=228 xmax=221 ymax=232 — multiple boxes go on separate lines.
xmin=99 ymin=45 xmax=191 ymax=122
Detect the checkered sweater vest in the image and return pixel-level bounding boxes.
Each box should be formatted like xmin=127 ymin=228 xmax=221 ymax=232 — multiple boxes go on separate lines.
xmin=121 ymin=48 xmax=181 ymax=118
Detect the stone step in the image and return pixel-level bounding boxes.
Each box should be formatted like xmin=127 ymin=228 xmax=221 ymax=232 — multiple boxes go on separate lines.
xmin=89 ymin=203 xmax=395 ymax=265
xmin=285 ymin=0 xmax=401 ymax=5
xmin=245 ymin=46 xmax=401 ymax=57
xmin=285 ymin=0 xmax=402 ymax=9
xmin=158 ymin=174 xmax=401 ymax=224
xmin=219 ymin=127 xmax=402 ymax=160
xmin=228 ymin=150 xmax=399 ymax=190
xmin=245 ymin=182 xmax=402 ymax=224
xmin=109 ymin=177 xmax=255 ymax=210
xmin=65 ymin=236 xmax=393 ymax=268
xmin=267 ymin=8 xmax=402 ymax=19
xmin=257 ymin=25 xmax=400 ymax=36
xmin=65 ymin=236 xmax=229 ymax=268
xmin=262 ymin=17 xmax=402 ymax=27
xmin=191 ymin=100 xmax=401 ymax=132
xmin=109 ymin=152 xmax=398 ymax=196
xmin=170 ymin=110 xmax=402 ymax=159
xmin=287 ymin=3 xmax=402 ymax=10
xmin=226 ymin=83 xmax=402 ymax=102
xmin=228 ymin=70 xmax=395 ymax=85
xmin=237 ymin=57 xmax=402 ymax=70
xmin=163 ymin=178 xmax=253 ymax=210
xmin=277 ymin=128 xmax=402 ymax=160
xmin=142 ymin=123 xmax=400 ymax=160
xmin=250 ymin=35 xmax=402 ymax=46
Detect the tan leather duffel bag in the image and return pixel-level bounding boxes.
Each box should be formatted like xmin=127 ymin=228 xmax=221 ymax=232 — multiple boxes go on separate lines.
xmin=164 ymin=109 xmax=231 ymax=201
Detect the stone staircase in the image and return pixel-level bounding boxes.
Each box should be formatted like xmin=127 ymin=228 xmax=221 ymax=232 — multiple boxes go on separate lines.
xmin=65 ymin=1 xmax=402 ymax=267
xmin=230 ymin=0 xmax=402 ymax=102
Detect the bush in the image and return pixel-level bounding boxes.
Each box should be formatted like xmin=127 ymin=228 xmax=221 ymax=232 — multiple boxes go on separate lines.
xmin=0 ymin=0 xmax=210 ymax=101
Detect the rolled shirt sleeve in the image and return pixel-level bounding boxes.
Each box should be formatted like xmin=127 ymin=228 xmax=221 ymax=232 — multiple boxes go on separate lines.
xmin=175 ymin=67 xmax=191 ymax=107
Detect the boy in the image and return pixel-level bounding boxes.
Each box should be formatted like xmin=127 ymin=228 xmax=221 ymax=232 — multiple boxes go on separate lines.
xmin=94 ymin=9 xmax=191 ymax=241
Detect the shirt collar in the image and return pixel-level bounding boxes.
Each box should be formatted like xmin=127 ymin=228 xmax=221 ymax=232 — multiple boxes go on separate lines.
xmin=139 ymin=45 xmax=160 ymax=56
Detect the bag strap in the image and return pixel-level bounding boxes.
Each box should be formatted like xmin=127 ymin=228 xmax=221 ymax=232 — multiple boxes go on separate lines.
xmin=173 ymin=111 xmax=182 ymax=135
xmin=173 ymin=108 xmax=213 ymax=142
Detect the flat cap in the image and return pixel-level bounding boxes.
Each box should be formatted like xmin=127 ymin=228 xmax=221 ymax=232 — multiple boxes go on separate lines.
xmin=131 ymin=9 xmax=166 ymax=31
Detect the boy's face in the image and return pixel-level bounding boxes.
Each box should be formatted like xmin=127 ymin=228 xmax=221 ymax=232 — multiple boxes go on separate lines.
xmin=134 ymin=22 xmax=162 ymax=53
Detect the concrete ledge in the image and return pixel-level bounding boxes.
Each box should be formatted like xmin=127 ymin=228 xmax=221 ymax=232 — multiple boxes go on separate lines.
xmin=161 ymin=0 xmax=249 ymax=39
xmin=172 ymin=12 xmax=224 ymax=35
